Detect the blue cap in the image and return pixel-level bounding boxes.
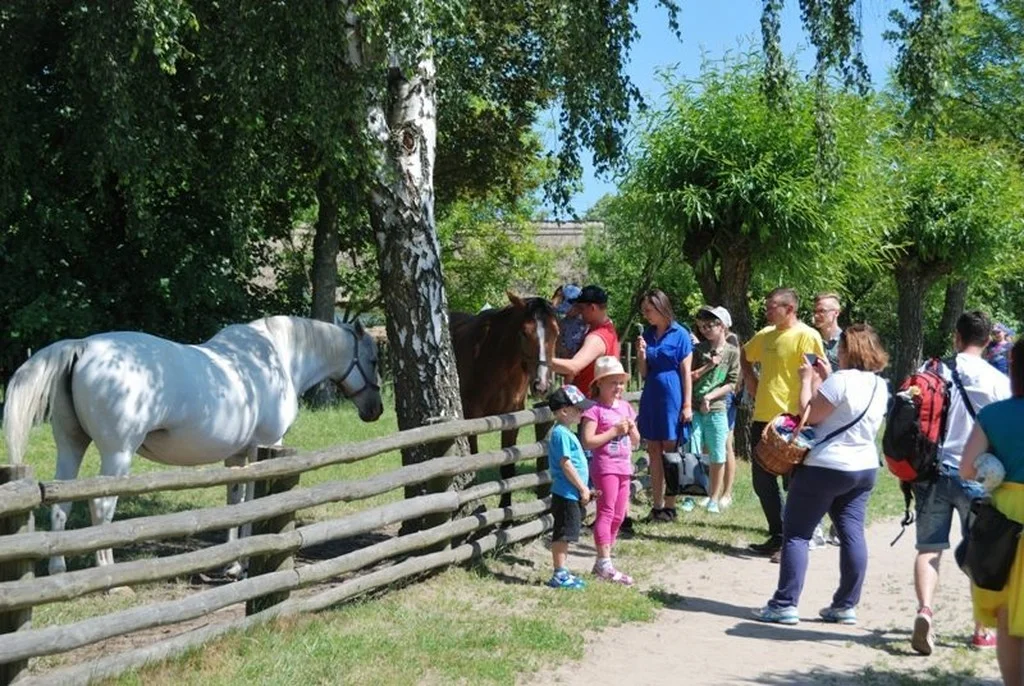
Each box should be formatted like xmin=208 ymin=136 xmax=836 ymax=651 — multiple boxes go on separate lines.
xmin=555 ymin=284 xmax=582 ymax=315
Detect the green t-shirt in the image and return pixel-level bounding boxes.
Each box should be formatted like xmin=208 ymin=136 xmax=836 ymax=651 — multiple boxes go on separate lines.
xmin=692 ymin=340 xmax=740 ymax=412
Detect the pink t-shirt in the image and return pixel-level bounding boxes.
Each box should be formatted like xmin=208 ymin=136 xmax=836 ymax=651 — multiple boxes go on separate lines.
xmin=582 ymin=399 xmax=636 ymax=476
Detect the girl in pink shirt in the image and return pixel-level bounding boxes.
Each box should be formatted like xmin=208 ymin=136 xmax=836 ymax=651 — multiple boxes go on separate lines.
xmin=582 ymin=356 xmax=640 ymax=585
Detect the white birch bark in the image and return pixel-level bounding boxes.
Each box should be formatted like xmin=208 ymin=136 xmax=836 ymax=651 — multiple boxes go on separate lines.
xmin=346 ymin=10 xmax=469 ymax=518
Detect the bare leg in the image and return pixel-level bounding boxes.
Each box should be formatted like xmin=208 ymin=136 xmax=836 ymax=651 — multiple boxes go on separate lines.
xmin=552 ymin=540 xmax=568 ymax=571
xmin=724 ymin=430 xmax=737 ymax=500
xmin=915 ymin=551 xmax=942 ymax=610
xmin=709 ymin=463 xmax=725 ymax=503
xmin=646 ymin=442 xmax=666 ymax=510
xmin=997 ymin=606 xmax=1023 ymax=686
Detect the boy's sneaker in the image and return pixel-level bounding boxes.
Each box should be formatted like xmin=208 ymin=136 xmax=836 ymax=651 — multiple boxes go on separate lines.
xmin=751 ymin=604 xmax=799 ymax=625
xmin=819 ymin=606 xmax=857 ymax=625
xmin=546 ymin=569 xmax=585 ymax=590
xmin=911 ymin=607 xmax=934 ymax=656
xmin=679 ymin=498 xmax=696 ymax=512
xmin=592 ymin=562 xmax=635 ymax=586
xmin=706 ymin=500 xmax=721 ymax=514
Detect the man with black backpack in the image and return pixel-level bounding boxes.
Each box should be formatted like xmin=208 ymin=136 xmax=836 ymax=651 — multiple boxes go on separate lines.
xmin=909 ymin=312 xmax=1011 ymax=655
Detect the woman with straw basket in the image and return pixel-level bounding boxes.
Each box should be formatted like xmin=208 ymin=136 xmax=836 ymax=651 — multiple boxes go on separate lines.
xmin=752 ymin=324 xmax=890 ymax=626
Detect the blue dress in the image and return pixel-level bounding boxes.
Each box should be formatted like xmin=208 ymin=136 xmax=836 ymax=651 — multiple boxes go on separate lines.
xmin=638 ymin=321 xmax=693 ymax=441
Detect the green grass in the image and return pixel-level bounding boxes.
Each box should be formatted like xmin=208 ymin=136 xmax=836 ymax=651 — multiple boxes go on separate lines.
xmin=114 ymin=568 xmax=657 ymax=686
xmin=5 ymin=402 xmax=928 ymax=685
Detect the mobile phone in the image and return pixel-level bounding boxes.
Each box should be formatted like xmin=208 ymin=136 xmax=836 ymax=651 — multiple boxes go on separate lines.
xmin=804 ymin=353 xmax=818 ymax=366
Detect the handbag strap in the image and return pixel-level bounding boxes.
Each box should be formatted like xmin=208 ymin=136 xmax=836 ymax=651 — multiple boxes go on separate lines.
xmin=815 ymin=376 xmax=880 ymax=448
xmin=946 ymin=355 xmax=977 ymax=420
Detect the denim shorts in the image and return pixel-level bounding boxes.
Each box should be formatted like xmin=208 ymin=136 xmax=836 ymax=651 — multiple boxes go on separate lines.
xmin=913 ymin=464 xmax=986 ymax=552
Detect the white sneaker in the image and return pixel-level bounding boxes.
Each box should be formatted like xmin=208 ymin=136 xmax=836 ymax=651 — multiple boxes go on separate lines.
xmin=719 ymin=495 xmax=733 ymax=510
xmin=809 ymin=524 xmax=826 ymax=550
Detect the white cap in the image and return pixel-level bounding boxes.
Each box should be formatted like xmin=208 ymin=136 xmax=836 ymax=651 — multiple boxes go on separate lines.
xmin=698 ymin=305 xmax=732 ymax=329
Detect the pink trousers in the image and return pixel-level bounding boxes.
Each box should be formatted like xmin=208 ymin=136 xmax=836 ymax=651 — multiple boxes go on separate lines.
xmin=593 ymin=472 xmax=630 ymax=547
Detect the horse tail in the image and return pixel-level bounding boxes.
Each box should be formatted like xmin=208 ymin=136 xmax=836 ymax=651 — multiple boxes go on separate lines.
xmin=3 ymin=341 xmax=84 ymax=464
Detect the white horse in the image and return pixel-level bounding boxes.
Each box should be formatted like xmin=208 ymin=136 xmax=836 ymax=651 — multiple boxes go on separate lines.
xmin=2 ymin=316 xmax=384 ymax=576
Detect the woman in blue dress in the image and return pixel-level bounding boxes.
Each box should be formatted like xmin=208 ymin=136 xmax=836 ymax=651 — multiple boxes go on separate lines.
xmin=636 ymin=289 xmax=693 ymax=522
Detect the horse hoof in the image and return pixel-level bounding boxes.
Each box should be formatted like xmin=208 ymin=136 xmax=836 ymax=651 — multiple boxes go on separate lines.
xmin=106 ymin=585 xmax=136 ymax=598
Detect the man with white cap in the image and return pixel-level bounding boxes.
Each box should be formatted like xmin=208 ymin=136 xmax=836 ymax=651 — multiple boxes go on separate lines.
xmin=691 ymin=306 xmax=740 ymax=513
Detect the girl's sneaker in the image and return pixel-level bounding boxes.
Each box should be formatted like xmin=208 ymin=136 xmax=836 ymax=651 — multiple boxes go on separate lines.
xmin=546 ymin=569 xmax=585 ymax=589
xmin=706 ymin=500 xmax=721 ymax=514
xmin=592 ymin=562 xmax=635 ymax=586
xmin=719 ymin=495 xmax=733 ymax=510
xmin=679 ymin=497 xmax=696 ymax=512
xmin=819 ymin=606 xmax=857 ymax=625
xmin=752 ymin=604 xmax=799 ymax=625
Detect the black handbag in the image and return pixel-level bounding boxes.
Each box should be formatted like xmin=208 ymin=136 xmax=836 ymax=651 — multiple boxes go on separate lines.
xmin=962 ymin=498 xmax=1023 ymax=591
xmin=662 ymin=422 xmax=709 ymax=497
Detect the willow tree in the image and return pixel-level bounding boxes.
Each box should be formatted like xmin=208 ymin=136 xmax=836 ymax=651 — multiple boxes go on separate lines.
xmin=879 ymin=136 xmax=1024 ymax=379
xmin=613 ymin=55 xmax=886 ymax=341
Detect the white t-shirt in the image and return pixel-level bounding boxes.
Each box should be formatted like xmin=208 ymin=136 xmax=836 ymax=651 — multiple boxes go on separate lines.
xmin=930 ymin=353 xmax=1012 ymax=468
xmin=803 ymin=370 xmax=889 ymax=472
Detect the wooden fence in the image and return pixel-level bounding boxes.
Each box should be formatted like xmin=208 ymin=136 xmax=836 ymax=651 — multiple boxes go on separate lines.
xmin=0 ymin=393 xmax=652 ymax=686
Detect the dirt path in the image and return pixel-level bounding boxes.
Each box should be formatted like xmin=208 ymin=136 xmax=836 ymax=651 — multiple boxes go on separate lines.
xmin=542 ymin=518 xmax=1002 ymax=685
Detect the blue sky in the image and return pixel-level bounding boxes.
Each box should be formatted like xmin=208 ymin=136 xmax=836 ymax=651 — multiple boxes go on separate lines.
xmin=543 ymin=0 xmax=901 ymax=216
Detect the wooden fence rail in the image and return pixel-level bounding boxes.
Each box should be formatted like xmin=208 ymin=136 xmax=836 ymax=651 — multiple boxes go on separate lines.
xmin=0 ymin=496 xmax=550 ymax=665
xmin=21 ymin=407 xmax=554 ymax=512
xmin=0 ymin=472 xmax=548 ymax=612
xmin=16 ymin=513 xmax=553 ymax=686
xmin=0 ymin=442 xmax=546 ymax=564
xmin=0 ymin=393 xmax=642 ymax=685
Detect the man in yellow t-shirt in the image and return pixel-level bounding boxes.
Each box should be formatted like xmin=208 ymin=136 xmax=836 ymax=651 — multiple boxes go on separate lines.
xmin=741 ymin=288 xmax=826 ymax=559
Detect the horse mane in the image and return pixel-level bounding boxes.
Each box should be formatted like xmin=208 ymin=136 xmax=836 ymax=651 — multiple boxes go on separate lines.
xmin=259 ymin=316 xmax=346 ymax=363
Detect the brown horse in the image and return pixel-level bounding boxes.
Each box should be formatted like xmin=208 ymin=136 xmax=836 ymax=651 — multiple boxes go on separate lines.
xmin=450 ymin=292 xmax=559 ymax=507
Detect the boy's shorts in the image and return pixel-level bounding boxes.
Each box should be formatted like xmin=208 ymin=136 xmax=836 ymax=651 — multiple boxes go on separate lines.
xmin=691 ymin=410 xmax=729 ymax=464
xmin=551 ymin=494 xmax=585 ymax=543
xmin=913 ymin=464 xmax=986 ymax=552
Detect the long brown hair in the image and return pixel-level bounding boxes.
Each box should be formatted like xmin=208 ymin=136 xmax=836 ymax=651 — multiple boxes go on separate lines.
xmin=641 ymin=289 xmax=675 ymax=323
xmin=840 ymin=324 xmax=889 ymax=372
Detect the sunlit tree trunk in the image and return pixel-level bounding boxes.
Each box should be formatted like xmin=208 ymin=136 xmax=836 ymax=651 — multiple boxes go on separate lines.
xmin=351 ymin=21 xmax=469 ymax=531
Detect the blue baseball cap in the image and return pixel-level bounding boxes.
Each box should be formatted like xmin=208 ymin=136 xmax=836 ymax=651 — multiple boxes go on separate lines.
xmin=555 ymin=284 xmax=582 ymax=315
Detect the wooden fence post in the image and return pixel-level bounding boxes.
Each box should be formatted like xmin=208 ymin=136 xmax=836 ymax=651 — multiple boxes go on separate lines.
xmin=533 ymin=402 xmax=553 ymax=500
xmin=246 ymin=447 xmax=299 ymax=616
xmin=1 ymin=465 xmax=34 ymax=686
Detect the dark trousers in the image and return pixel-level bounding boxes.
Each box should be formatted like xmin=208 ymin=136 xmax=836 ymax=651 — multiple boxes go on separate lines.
xmin=770 ymin=466 xmax=876 ymax=609
xmin=750 ymin=421 xmax=787 ymax=539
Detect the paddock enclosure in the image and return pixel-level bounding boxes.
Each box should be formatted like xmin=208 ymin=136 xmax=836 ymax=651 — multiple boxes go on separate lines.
xmin=0 ymin=393 xmax=648 ymax=686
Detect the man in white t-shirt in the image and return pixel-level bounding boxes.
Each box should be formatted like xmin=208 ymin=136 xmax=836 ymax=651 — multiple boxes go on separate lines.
xmin=911 ymin=311 xmax=1012 ymax=656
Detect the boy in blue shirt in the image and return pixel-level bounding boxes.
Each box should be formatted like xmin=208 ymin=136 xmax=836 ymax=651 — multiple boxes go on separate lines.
xmin=546 ymin=384 xmax=595 ymax=589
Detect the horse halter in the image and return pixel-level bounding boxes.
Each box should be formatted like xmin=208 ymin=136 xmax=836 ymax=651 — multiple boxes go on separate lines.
xmin=337 ymin=326 xmax=381 ymax=399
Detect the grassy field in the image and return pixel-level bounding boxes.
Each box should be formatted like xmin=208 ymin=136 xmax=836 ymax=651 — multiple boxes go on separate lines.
xmin=2 ymin=397 xmax=918 ymax=685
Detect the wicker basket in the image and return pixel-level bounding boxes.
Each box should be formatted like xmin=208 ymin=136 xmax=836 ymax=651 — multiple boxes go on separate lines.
xmin=755 ymin=410 xmax=811 ymax=477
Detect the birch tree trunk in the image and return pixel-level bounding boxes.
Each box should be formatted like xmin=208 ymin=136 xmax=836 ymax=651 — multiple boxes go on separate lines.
xmin=357 ymin=39 xmax=470 ymax=532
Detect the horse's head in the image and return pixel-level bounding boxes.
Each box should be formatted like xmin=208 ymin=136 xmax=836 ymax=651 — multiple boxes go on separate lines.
xmin=508 ymin=291 xmax=559 ymax=396
xmin=335 ymin=319 xmax=384 ymax=422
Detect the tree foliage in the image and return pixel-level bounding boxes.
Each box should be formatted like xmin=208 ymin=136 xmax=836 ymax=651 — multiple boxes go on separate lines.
xmin=611 ymin=54 xmax=887 ymax=339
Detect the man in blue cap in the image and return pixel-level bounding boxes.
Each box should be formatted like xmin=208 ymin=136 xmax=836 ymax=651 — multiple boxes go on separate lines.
xmin=554 ymin=284 xmax=587 ymax=358
xmin=985 ymin=323 xmax=1014 ymax=375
